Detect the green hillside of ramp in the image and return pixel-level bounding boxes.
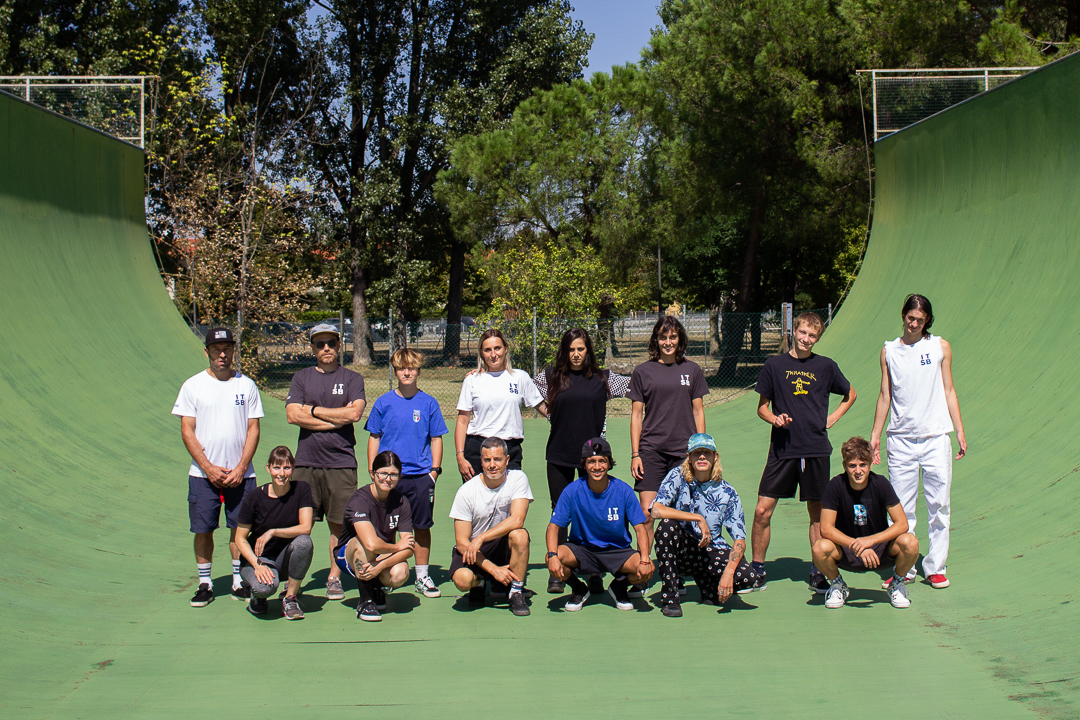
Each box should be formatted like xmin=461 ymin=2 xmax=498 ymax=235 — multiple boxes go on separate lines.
xmin=1 ymin=48 xmax=1077 ymax=719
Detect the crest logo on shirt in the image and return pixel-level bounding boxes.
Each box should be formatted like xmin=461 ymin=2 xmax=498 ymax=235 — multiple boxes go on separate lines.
xmin=412 ymin=409 xmax=421 ymax=423
xmin=853 ymin=504 xmax=867 ymax=526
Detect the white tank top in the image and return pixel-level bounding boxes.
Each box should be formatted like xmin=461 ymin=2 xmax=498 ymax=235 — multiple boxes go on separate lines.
xmin=884 ymin=334 xmax=953 ymax=437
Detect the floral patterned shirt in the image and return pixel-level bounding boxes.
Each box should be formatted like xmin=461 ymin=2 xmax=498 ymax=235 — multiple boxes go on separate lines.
xmin=650 ymin=467 xmax=747 ymax=550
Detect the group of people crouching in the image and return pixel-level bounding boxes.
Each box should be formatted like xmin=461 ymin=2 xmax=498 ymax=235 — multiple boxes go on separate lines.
xmin=231 ymin=428 xmax=917 ymax=622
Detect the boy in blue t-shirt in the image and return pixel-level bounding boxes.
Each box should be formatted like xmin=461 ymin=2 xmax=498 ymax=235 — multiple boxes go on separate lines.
xmin=545 ymin=437 xmax=654 ymax=612
xmin=365 ymin=348 xmax=449 ymax=598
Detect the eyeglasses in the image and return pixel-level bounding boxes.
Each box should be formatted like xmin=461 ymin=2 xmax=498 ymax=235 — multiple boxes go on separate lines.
xmin=313 ymin=339 xmax=339 ymax=349
xmin=374 ymin=471 xmax=400 ymax=481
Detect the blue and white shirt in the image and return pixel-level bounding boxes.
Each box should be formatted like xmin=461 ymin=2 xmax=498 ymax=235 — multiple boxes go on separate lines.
xmin=650 ymin=467 xmax=747 ymax=550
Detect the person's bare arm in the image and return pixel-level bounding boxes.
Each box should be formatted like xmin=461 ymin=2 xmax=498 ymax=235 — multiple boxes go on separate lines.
xmin=545 ymin=522 xmax=565 ymax=576
xmin=222 ymin=418 xmax=260 ymax=487
xmin=252 ymin=507 xmax=314 ymax=557
xmin=180 ymin=416 xmax=228 ymax=485
xmin=870 ymin=346 xmax=891 ymax=465
xmin=850 ymin=504 xmax=909 ymax=554
xmin=235 ymin=525 xmax=276 ymax=586
xmin=472 ymin=497 xmax=530 ymax=545
xmin=826 ymin=386 xmax=857 ymax=429
xmin=534 ymin=400 xmax=548 ymax=418
xmin=718 ymin=538 xmax=746 ymax=600
xmin=313 ymin=400 xmax=365 ymax=425
xmin=818 ymin=507 xmax=852 ymax=547
xmin=355 ymin=521 xmax=414 ymax=556
xmin=757 ymin=395 xmax=792 ymax=428
xmin=286 ymin=402 xmax=340 ymax=431
xmin=940 ymin=339 xmax=967 ymax=459
xmin=455 ymin=412 xmax=473 ymax=479
xmin=692 ymin=397 xmax=705 ymax=433
xmin=367 ymin=434 xmax=380 ymax=472
xmin=456 ymin=518 xmax=511 ymax=579
xmin=429 ymin=436 xmax=443 ymax=481
xmin=630 ymin=401 xmax=645 ymax=480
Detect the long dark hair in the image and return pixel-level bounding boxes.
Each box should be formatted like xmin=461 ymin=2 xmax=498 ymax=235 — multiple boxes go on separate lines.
xmin=647 ymin=315 xmax=688 ymax=362
xmin=901 ymin=294 xmax=934 ymax=336
xmin=548 ymin=328 xmax=605 ymax=407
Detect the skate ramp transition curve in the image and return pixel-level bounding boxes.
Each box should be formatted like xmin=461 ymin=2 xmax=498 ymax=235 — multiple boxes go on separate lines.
xmin=1 ymin=50 xmax=1078 ymax=718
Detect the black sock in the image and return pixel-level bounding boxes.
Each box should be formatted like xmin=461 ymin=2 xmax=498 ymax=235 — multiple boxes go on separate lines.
xmin=611 ymin=574 xmax=629 ymax=588
xmin=566 ymin=574 xmax=588 ymax=594
xmin=357 ymin=580 xmax=373 ymax=603
xmin=752 ymin=561 xmax=765 ymax=572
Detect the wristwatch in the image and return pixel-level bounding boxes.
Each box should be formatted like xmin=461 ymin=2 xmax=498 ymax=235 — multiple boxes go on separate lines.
xmin=546 ymin=552 xmax=558 ymax=559
xmin=432 ymin=467 xmax=443 ymax=476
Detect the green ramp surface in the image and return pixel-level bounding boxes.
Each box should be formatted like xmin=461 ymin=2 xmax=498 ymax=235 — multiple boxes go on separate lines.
xmin=0 ymin=49 xmax=1076 ymax=718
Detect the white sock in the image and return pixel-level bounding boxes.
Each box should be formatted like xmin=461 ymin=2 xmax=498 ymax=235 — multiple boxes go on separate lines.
xmin=415 ymin=564 xmax=430 ymax=580
xmin=197 ymin=563 xmax=212 ymax=588
xmin=510 ymin=580 xmax=524 ymax=596
xmin=232 ymin=560 xmax=242 ymax=589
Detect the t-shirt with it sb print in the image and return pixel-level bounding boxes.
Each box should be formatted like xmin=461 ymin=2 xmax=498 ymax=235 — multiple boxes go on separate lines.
xmin=335 ymin=485 xmax=413 ymax=552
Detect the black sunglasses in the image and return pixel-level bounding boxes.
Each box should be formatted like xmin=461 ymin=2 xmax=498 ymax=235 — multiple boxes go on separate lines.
xmin=313 ymin=339 xmax=339 ymax=349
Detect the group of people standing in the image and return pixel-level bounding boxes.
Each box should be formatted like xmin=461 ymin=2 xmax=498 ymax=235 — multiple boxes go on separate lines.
xmin=173 ymin=293 xmax=964 ymax=620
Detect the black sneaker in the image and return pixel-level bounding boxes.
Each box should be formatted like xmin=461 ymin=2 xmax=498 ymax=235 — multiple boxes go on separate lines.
xmin=190 ymin=583 xmax=214 ymax=607
xmin=809 ymin=569 xmax=830 ymax=595
xmin=371 ymin=585 xmax=387 ymax=610
xmin=247 ymin=596 xmax=268 ymax=615
xmin=564 ymin=590 xmax=590 ymax=612
xmin=588 ymin=574 xmax=605 ymax=595
xmin=467 ymin=585 xmax=486 ymax=607
xmin=357 ymin=600 xmax=382 ymax=622
xmin=738 ymin=569 xmax=767 ymax=594
xmin=607 ymin=580 xmax=633 ymax=611
xmin=231 ymin=585 xmax=252 ymax=601
xmin=547 ymin=575 xmax=565 ymax=594
xmin=509 ymin=591 xmax=531 ymax=616
xmin=662 ymin=602 xmax=683 ymax=618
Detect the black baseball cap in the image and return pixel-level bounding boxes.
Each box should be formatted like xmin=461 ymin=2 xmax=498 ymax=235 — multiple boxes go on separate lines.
xmin=204 ymin=327 xmax=235 ymax=346
xmin=581 ymin=437 xmax=613 ymax=461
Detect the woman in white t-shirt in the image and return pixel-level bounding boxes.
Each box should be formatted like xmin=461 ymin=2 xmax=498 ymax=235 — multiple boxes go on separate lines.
xmin=455 ymin=329 xmax=548 ymax=481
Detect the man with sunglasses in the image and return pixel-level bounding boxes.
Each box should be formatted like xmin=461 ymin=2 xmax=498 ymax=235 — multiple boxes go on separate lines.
xmin=286 ymin=323 xmax=367 ymax=601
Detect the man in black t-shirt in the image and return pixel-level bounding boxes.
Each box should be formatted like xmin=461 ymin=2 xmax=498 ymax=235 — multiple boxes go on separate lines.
xmin=749 ymin=312 xmax=856 ymax=594
xmin=285 ymin=323 xmax=367 ymax=602
xmin=814 ymin=437 xmax=918 ymax=609
xmin=334 ymin=458 xmax=415 ymax=622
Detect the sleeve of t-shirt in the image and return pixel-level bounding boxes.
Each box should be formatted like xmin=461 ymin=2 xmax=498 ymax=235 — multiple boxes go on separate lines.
xmin=509 ymin=471 xmax=535 ymax=502
xmin=550 ymin=487 xmax=572 ymax=528
xmin=724 ymin=489 xmax=747 ymax=541
xmin=427 ymin=396 xmax=449 ymax=437
xmin=172 ymin=379 xmax=196 ymax=417
xmin=398 ymin=496 xmax=414 ymax=535
xmin=624 ymin=484 xmax=647 ymax=526
xmin=245 ymin=378 xmax=265 ymax=419
xmin=534 ymin=370 xmax=549 ymax=400
xmin=296 ymin=481 xmax=314 ymax=509
xmin=519 ymin=372 xmax=543 ymax=408
xmin=820 ymin=477 xmax=843 ymax=512
xmin=349 ymin=370 xmax=366 ymax=404
xmin=236 ymin=488 xmax=259 ymax=526
xmin=449 ymin=484 xmax=474 ymax=522
xmin=456 ymin=374 xmax=476 ymax=413
xmin=627 ymin=366 xmax=646 ymax=403
xmin=364 ymin=394 xmax=387 ymax=434
xmin=829 ymin=360 xmax=851 ymax=395
xmin=608 ymin=371 xmax=631 ymax=399
xmin=754 ymin=359 xmax=775 ymax=398
xmin=878 ymin=476 xmax=902 ymax=507
xmin=286 ymin=370 xmax=306 ymax=406
xmin=689 ymin=362 xmax=709 ymax=400
xmin=650 ymin=467 xmax=682 ymax=510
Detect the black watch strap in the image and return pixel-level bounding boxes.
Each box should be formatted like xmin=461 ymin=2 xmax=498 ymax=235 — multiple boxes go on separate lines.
xmin=432 ymin=466 xmax=442 ymax=476
xmin=546 ymin=551 xmax=558 ymax=559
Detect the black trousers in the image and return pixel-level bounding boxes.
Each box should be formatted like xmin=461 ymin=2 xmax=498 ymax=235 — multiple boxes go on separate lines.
xmin=654 ymin=519 xmax=759 ymax=605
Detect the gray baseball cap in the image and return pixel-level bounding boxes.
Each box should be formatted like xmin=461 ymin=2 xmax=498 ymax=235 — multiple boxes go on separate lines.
xmin=309 ymin=323 xmax=340 ymax=340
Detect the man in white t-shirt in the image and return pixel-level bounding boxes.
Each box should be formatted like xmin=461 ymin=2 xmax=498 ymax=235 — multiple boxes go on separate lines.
xmin=173 ymin=327 xmax=264 ymax=608
xmin=448 ymin=437 xmax=534 ymax=616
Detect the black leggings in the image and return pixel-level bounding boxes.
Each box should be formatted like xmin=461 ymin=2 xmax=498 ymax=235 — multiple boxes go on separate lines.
xmin=546 ymin=462 xmax=584 ymax=552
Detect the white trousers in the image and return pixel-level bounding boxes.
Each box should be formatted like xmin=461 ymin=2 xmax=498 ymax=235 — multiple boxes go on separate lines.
xmin=886 ymin=433 xmax=952 ymax=577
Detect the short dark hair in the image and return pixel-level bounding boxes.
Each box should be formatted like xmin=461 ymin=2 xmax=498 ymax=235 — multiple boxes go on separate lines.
xmin=372 ymin=450 xmax=402 ymax=474
xmin=647 ymin=315 xmax=688 ymax=362
xmin=480 ymin=436 xmax=508 ymax=457
xmin=901 ymin=294 xmax=934 ymax=336
xmin=267 ymin=445 xmax=294 ymax=466
xmin=840 ymin=437 xmax=873 ymax=464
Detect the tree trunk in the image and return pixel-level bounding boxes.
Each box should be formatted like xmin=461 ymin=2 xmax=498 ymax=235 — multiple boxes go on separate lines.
xmin=1068 ymin=0 xmax=1080 ymax=40
xmin=735 ymin=187 xmax=766 ymax=313
xmin=720 ymin=187 xmax=766 ymax=378
xmin=444 ymin=239 xmax=465 ymax=366
xmin=351 ymin=254 xmax=372 ymax=365
xmin=708 ymin=304 xmax=721 ymax=357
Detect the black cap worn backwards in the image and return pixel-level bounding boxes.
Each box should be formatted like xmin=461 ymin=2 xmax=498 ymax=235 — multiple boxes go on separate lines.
xmin=581 ymin=437 xmax=612 ymax=461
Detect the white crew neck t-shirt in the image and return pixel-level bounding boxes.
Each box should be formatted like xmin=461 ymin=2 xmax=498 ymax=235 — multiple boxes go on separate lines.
xmin=173 ymin=370 xmax=265 ymax=478
xmin=449 ymin=469 xmax=534 ymax=539
xmin=456 ymin=369 xmax=543 ymax=439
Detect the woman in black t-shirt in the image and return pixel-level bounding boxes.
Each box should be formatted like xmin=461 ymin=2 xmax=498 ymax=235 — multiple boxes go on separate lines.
xmin=533 ymin=328 xmax=630 ymax=592
xmin=235 ymin=446 xmax=314 ymax=619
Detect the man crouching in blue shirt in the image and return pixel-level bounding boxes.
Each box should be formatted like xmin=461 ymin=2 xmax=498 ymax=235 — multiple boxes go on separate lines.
xmin=650 ymin=433 xmax=761 ymax=617
xmin=545 ymin=438 xmax=654 ymax=612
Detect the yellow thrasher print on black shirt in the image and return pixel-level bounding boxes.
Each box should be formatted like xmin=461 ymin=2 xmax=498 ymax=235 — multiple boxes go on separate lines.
xmin=786 ymin=370 xmax=817 ymax=396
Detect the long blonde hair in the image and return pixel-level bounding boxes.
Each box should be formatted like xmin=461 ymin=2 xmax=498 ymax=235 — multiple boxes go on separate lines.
xmin=679 ymin=451 xmax=724 ymax=483
xmin=476 ymin=328 xmax=516 ymax=375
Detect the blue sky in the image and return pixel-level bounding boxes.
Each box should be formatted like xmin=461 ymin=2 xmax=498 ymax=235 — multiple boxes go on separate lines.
xmin=569 ymin=1 xmax=664 ymax=76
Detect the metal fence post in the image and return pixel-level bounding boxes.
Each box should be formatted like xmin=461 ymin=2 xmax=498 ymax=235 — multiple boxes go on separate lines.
xmin=388 ymin=308 xmax=394 ymax=391
xmin=827 ymin=303 xmax=833 ymax=326
xmin=532 ymin=307 xmax=538 ymax=377
xmin=339 ymin=309 xmax=345 ymax=364
xmin=781 ymin=303 xmax=793 ymax=354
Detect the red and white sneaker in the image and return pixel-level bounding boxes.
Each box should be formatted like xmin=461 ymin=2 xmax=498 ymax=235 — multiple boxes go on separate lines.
xmin=928 ymin=573 xmax=950 ymax=589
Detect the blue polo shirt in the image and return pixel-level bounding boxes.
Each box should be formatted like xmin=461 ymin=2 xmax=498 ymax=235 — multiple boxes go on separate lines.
xmin=364 ymin=389 xmax=448 ymax=475
xmin=550 ymin=476 xmax=647 ymax=550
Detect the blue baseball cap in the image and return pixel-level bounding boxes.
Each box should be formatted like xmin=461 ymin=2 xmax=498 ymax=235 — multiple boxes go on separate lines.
xmin=687 ymin=433 xmax=716 ymax=454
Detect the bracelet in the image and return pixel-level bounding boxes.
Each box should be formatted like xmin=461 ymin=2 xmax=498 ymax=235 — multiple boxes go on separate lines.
xmin=631 ymin=452 xmax=640 ymax=458
xmin=310 ymin=405 xmax=319 ymax=419
xmin=456 ymin=449 xmax=465 ymax=455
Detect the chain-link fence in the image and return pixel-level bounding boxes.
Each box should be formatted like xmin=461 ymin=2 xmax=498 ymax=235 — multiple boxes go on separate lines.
xmin=194 ymin=307 xmax=833 ymax=418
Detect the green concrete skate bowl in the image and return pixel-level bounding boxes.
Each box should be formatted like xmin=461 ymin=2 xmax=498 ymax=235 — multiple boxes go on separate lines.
xmin=1 ymin=50 xmax=1077 ymax=718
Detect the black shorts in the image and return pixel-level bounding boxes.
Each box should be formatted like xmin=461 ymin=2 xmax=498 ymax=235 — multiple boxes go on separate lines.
xmin=188 ymin=475 xmax=255 ymax=533
xmin=449 ymin=535 xmax=515 ymax=582
xmin=757 ymin=456 xmax=830 ymax=502
xmin=397 ymin=473 xmax=436 ymax=529
xmin=839 ymin=541 xmax=895 ymax=570
xmin=462 ymin=435 xmax=523 ymax=481
xmin=636 ymin=449 xmax=683 ymax=494
xmin=563 ymin=543 xmax=637 ymax=576
xmin=294 ymin=466 xmax=358 ymax=523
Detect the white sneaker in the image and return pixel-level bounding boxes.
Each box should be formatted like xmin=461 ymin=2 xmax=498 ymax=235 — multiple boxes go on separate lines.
xmin=825 ymin=578 xmax=849 ymax=609
xmin=888 ymin=578 xmax=911 ymax=608
xmin=414 ymin=575 xmax=441 ymax=598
